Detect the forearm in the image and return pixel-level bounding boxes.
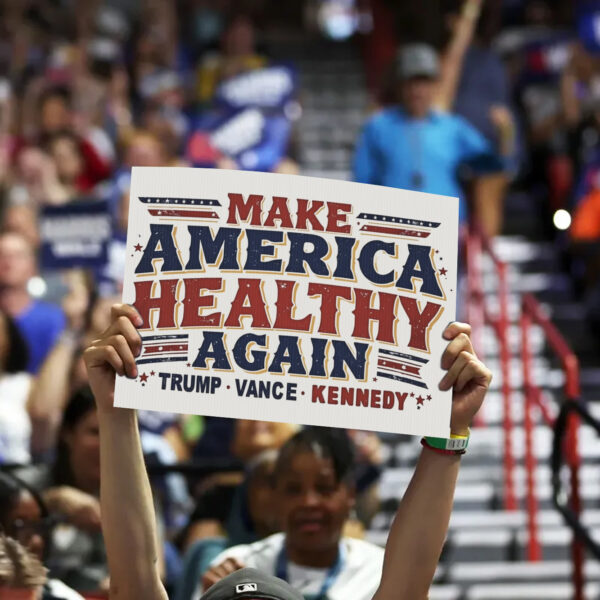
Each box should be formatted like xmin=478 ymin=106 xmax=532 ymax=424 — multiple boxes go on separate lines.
xmin=98 ymin=407 xmax=167 ymax=600
xmin=435 ymin=0 xmax=481 ymax=110
xmin=43 ymin=486 xmax=75 ymax=512
xmin=374 ymin=446 xmax=460 ymax=600
xmin=561 ymin=71 xmax=580 ymax=127
xmin=29 ymin=335 xmax=77 ymax=455
xmin=497 ymin=123 xmax=516 ymax=157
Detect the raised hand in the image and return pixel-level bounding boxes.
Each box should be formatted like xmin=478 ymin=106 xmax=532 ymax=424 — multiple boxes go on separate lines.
xmin=438 ymin=322 xmax=492 ymax=435
xmin=83 ymin=304 xmax=143 ymax=412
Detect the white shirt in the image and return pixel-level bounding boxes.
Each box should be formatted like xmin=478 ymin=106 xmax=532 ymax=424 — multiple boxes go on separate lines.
xmin=194 ymin=532 xmax=384 ymax=600
xmin=46 ymin=578 xmax=85 ymax=599
xmin=0 ymin=373 xmax=32 ymax=464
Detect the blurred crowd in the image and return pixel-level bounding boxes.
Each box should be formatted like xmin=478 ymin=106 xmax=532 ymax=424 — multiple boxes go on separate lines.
xmin=0 ymin=0 xmax=599 ymax=598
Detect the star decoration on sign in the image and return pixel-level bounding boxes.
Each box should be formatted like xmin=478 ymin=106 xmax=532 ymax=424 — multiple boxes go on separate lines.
xmin=427 ymin=395 xmax=432 ymax=401
xmin=139 ymin=372 xmax=148 ymax=383
xmin=410 ymin=392 xmax=415 ymax=397
xmin=373 ymin=377 xmax=377 ymax=382
xmin=134 ymin=243 xmax=143 ymax=252
xmin=150 ymin=371 xmax=155 ymax=376
xmin=416 ymin=395 xmax=425 ymax=406
xmin=439 ymin=267 xmax=448 ymax=276
xmin=186 ymin=363 xmax=191 ymax=367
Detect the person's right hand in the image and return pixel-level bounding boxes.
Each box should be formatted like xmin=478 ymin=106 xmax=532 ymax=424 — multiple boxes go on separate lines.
xmin=83 ymin=303 xmax=143 ymax=412
xmin=202 ymin=557 xmax=245 ymax=590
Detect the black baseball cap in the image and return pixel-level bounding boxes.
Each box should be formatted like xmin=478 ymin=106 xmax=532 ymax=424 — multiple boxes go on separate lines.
xmin=394 ymin=43 xmax=440 ymax=80
xmin=201 ymin=568 xmax=304 ymax=600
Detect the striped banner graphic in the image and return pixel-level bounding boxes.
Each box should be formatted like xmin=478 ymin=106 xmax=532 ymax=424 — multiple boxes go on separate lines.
xmin=376 ymin=348 xmax=429 ymax=389
xmin=137 ymin=334 xmax=189 ymax=365
xmin=139 ymin=197 xmax=221 ymax=220
xmin=357 ymin=212 xmax=440 ymax=240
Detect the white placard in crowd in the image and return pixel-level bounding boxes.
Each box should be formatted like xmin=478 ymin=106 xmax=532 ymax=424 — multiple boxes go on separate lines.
xmin=114 ymin=167 xmax=458 ymax=437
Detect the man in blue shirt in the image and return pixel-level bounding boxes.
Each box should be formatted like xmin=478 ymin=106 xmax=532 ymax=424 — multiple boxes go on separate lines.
xmin=0 ymin=232 xmax=65 ymax=373
xmin=353 ymin=43 xmax=500 ymax=222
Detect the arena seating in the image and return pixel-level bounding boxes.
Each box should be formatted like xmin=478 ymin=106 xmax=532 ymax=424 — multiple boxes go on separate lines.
xmin=290 ymin=39 xmax=600 ymax=600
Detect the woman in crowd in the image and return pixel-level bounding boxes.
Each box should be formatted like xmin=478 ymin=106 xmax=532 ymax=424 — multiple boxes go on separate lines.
xmin=0 ymin=310 xmax=32 ymax=465
xmin=16 ymin=388 xmax=107 ymax=592
xmin=178 ymin=423 xmax=382 ymax=600
xmin=83 ymin=304 xmax=491 ymax=600
xmin=0 ymin=307 xmax=69 ymax=464
xmin=0 ymin=471 xmax=84 ymax=599
xmin=199 ymin=427 xmax=383 ymax=600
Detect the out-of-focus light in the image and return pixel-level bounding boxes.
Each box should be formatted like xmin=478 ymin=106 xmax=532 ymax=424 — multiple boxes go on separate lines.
xmin=27 ymin=276 xmax=47 ymax=298
xmin=318 ymin=1 xmax=357 ymax=40
xmin=553 ymin=209 xmax=571 ymax=230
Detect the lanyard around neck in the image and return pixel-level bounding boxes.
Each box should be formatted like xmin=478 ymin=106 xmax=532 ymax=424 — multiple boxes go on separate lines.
xmin=275 ymin=542 xmax=346 ymax=600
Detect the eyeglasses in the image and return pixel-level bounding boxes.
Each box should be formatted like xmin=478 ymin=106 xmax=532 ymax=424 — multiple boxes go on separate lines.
xmin=8 ymin=517 xmax=57 ymax=545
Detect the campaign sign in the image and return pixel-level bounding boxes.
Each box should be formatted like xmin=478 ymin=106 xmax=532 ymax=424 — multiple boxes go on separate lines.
xmin=114 ymin=168 xmax=458 ymax=437
xmin=187 ymin=108 xmax=291 ymax=172
xmin=214 ymin=65 xmax=297 ymax=111
xmin=40 ymin=199 xmax=112 ymax=270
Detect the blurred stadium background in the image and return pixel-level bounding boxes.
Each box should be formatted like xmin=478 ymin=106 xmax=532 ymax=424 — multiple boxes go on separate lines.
xmin=1 ymin=1 xmax=600 ymax=599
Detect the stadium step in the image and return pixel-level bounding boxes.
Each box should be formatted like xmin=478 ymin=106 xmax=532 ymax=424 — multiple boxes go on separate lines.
xmin=447 ymin=559 xmax=600 ymax=584
xmin=463 ymin=582 xmax=600 ymax=599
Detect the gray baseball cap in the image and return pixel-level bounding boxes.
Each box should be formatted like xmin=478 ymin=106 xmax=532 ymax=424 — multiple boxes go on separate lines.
xmin=394 ymin=43 xmax=440 ymax=80
xmin=201 ymin=568 xmax=303 ymax=600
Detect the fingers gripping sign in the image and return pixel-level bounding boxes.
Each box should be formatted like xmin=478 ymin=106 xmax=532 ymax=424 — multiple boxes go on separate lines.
xmin=439 ymin=322 xmax=492 ymax=435
xmin=83 ymin=304 xmax=144 ymax=411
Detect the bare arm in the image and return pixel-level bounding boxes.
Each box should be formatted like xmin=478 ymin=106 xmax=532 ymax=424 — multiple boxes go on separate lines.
xmin=373 ymin=449 xmax=460 ymax=600
xmin=374 ymin=323 xmax=492 ymax=600
xmin=489 ymin=105 xmax=516 ymax=158
xmin=561 ymin=67 xmax=581 ymax=128
xmin=84 ymin=304 xmax=167 ymax=600
xmin=43 ymin=486 xmax=101 ymax=532
xmin=435 ymin=0 xmax=483 ymax=111
xmin=28 ymin=275 xmax=90 ymax=456
xmin=27 ymin=332 xmax=78 ymax=456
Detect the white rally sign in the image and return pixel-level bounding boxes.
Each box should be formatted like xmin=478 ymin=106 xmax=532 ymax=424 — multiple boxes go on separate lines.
xmin=114 ymin=167 xmax=458 ymax=437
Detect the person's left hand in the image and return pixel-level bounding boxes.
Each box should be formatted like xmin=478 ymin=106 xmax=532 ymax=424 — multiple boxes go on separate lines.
xmin=438 ymin=322 xmax=492 ymax=436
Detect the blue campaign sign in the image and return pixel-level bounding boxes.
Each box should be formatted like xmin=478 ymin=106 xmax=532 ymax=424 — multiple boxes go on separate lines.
xmin=187 ymin=108 xmax=291 ymax=172
xmin=578 ymin=3 xmax=600 ymax=53
xmin=521 ymin=35 xmax=573 ymax=82
xmin=40 ymin=199 xmax=112 ymax=270
xmin=214 ymin=65 xmax=297 ymax=111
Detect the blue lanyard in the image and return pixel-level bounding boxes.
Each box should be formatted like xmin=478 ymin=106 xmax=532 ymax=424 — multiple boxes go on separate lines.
xmin=275 ymin=543 xmax=345 ymax=600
